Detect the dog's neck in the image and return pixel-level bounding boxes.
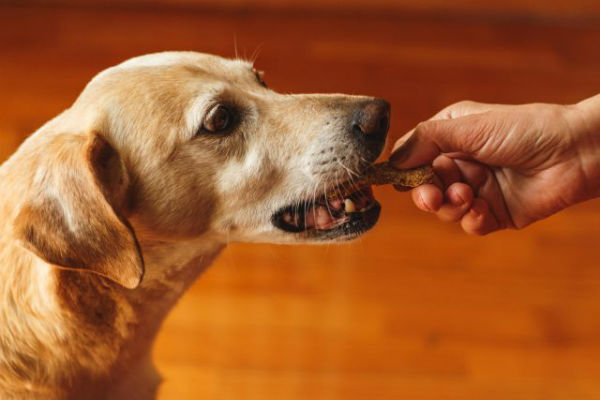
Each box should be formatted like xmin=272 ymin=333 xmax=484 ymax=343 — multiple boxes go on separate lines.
xmin=128 ymin=235 xmax=226 ymax=324
xmin=0 ymin=231 xmax=225 ymax=399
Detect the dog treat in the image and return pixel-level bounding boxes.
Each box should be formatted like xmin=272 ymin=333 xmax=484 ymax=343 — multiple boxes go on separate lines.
xmin=326 ymin=162 xmax=434 ymax=201
xmin=361 ymin=162 xmax=434 ymax=191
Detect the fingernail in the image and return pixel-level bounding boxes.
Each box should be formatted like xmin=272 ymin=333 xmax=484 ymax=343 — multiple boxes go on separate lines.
xmin=451 ymin=192 xmax=466 ymax=206
xmin=418 ymin=192 xmax=434 ymax=212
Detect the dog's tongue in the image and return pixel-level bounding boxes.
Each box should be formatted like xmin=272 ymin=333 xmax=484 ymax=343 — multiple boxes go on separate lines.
xmin=305 ymin=205 xmax=336 ymax=229
xmin=278 ymin=186 xmax=372 ymax=232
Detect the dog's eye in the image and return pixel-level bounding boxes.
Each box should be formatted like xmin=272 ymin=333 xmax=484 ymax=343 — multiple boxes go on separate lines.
xmin=253 ymin=68 xmax=267 ymax=88
xmin=202 ymin=104 xmax=233 ymax=134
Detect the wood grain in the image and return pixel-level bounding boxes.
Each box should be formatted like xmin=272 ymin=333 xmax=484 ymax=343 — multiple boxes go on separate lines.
xmin=1 ymin=4 xmax=600 ymax=399
xmin=10 ymin=0 xmax=600 ymax=20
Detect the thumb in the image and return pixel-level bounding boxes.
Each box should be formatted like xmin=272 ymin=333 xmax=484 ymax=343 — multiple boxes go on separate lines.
xmin=389 ymin=114 xmax=488 ymax=168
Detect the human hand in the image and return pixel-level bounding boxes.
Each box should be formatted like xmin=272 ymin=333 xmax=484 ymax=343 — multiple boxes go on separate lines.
xmin=390 ymin=96 xmax=600 ymax=235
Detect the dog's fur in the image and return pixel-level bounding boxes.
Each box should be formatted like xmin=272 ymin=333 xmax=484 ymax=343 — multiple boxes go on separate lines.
xmin=0 ymin=52 xmax=386 ymax=399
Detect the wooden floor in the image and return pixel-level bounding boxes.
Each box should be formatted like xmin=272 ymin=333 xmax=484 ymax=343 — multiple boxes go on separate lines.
xmin=2 ymin=4 xmax=600 ymax=399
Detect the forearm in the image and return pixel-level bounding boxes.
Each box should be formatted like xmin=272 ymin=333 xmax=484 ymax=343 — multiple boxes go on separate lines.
xmin=570 ymin=94 xmax=600 ymax=199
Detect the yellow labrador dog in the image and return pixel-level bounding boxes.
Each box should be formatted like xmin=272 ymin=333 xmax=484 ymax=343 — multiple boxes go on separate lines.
xmin=0 ymin=52 xmax=389 ymax=400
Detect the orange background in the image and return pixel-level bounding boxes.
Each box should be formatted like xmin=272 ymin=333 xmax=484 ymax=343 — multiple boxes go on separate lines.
xmin=1 ymin=2 xmax=600 ymax=399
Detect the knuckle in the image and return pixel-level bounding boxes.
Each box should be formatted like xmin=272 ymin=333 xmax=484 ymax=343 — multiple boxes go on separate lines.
xmin=449 ymin=100 xmax=484 ymax=119
xmin=413 ymin=121 xmax=428 ymax=134
xmin=413 ymin=120 xmax=437 ymax=138
xmin=455 ymin=100 xmax=477 ymax=108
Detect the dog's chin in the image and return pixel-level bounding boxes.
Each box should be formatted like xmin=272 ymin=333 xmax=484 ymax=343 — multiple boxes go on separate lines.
xmin=271 ymin=183 xmax=381 ymax=242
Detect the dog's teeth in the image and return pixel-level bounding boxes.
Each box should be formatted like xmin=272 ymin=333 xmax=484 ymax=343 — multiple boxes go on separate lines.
xmin=344 ymin=198 xmax=356 ymax=213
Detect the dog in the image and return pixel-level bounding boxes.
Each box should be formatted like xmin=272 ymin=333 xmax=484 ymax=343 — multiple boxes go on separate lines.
xmin=0 ymin=51 xmax=390 ymax=399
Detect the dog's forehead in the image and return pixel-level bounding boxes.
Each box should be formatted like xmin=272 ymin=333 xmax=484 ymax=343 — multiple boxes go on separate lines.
xmin=112 ymin=51 xmax=254 ymax=80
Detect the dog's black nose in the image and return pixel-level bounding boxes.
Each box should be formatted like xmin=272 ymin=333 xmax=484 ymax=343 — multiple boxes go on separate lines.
xmin=352 ymin=99 xmax=390 ymax=138
xmin=351 ymin=98 xmax=390 ymax=161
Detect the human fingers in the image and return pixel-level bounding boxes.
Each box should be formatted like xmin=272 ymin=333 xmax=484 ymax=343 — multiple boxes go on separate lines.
xmin=409 ymin=184 xmax=443 ymax=212
xmin=430 ymin=100 xmax=509 ymax=121
xmin=432 ymin=155 xmax=462 ymax=188
xmin=460 ymin=198 xmax=500 ymax=235
xmin=453 ymin=159 xmax=512 ymax=229
xmin=389 ymin=101 xmax=501 ymax=162
xmin=389 ymin=114 xmax=491 ymax=169
xmin=436 ymin=183 xmax=474 ymax=222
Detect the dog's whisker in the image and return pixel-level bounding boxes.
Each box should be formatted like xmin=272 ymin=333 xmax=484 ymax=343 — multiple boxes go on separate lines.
xmin=333 ymin=175 xmax=346 ymax=207
xmin=312 ymin=180 xmax=319 ymax=226
xmin=337 ymin=159 xmax=360 ymax=179
xmin=321 ymin=181 xmax=335 ymax=219
xmin=306 ymin=180 xmax=319 ymax=230
xmin=250 ymin=43 xmax=264 ymax=64
xmin=233 ymin=34 xmax=239 ymax=60
xmin=336 ymin=160 xmax=363 ymax=195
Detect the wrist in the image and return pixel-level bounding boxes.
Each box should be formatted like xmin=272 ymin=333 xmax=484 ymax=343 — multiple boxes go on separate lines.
xmin=567 ymin=95 xmax=600 ymax=199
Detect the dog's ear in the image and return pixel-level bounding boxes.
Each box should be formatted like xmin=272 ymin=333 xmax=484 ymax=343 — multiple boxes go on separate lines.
xmin=14 ymin=133 xmax=144 ymax=289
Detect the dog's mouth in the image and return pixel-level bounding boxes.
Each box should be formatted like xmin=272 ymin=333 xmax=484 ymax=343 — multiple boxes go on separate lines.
xmin=271 ymin=182 xmax=381 ymax=240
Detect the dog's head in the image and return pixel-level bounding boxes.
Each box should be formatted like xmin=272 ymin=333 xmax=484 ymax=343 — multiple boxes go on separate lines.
xmin=13 ymin=52 xmax=389 ymax=288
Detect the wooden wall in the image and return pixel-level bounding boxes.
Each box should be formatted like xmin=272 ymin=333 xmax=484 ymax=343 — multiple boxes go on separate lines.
xmin=10 ymin=0 xmax=600 ymax=19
